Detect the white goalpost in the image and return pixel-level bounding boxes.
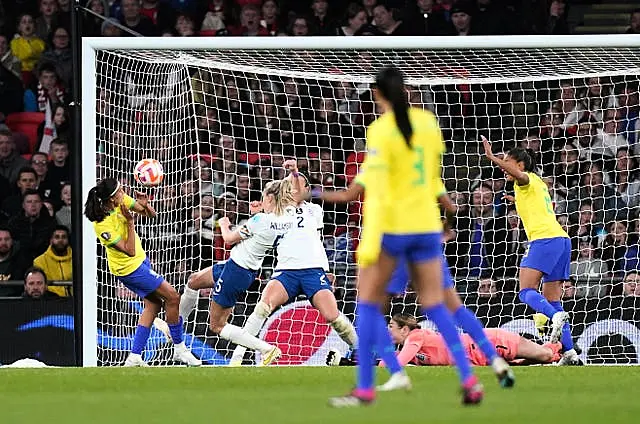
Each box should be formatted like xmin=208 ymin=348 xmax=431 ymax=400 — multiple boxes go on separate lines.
xmin=82 ymin=35 xmax=640 ymax=367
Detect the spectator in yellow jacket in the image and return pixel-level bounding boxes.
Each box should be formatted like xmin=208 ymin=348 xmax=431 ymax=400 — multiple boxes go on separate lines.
xmin=33 ymin=225 xmax=72 ymax=297
xmin=10 ymin=14 xmax=46 ymax=85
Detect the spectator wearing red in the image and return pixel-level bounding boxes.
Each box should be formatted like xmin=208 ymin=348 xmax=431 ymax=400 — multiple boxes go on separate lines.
xmin=227 ymin=4 xmax=270 ymax=36
xmin=140 ymin=0 xmax=174 ymax=33
xmin=260 ymin=0 xmax=280 ymax=35
xmin=120 ymin=0 xmax=159 ymax=36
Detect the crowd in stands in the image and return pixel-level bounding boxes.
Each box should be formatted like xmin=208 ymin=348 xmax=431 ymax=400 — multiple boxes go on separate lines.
xmin=1 ymin=0 xmax=640 ymax=302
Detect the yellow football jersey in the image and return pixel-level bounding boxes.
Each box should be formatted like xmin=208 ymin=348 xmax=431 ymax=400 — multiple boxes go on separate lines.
xmin=360 ymin=107 xmax=445 ymax=234
xmin=93 ymin=194 xmax=146 ymax=276
xmin=514 ymin=172 xmax=569 ymax=241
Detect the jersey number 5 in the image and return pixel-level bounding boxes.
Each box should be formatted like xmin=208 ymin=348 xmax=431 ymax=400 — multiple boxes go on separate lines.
xmin=413 ymin=146 xmax=426 ymax=186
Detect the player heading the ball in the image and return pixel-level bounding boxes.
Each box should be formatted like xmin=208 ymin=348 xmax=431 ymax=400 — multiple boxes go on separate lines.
xmin=327 ymin=65 xmax=482 ymax=407
xmin=85 ymin=178 xmax=201 ymax=366
xmin=482 ymin=136 xmax=580 ymax=366
xmin=180 ymin=179 xmax=298 ymax=366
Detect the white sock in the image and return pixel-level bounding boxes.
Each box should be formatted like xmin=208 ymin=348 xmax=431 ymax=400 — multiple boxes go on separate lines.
xmin=173 ymin=341 xmax=186 ymax=351
xmin=330 ymin=314 xmax=357 ymax=348
xmin=230 ymin=302 xmax=271 ymax=361
xmin=220 ymin=324 xmax=272 ymax=354
xmin=179 ymin=286 xmax=199 ymax=321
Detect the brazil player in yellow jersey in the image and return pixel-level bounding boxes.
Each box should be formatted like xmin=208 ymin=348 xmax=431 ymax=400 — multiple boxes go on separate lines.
xmin=482 ymin=136 xmax=580 ymax=366
xmin=318 ymin=180 xmax=514 ymax=390
xmin=84 ymin=178 xmax=201 ymax=367
xmin=327 ymin=66 xmax=483 ymax=407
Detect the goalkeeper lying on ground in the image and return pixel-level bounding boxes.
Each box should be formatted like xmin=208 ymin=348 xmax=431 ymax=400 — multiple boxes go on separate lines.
xmin=328 ymin=314 xmax=563 ymax=370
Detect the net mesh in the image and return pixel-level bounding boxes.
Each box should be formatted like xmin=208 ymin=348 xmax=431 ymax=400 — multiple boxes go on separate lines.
xmin=93 ymin=47 xmax=640 ymax=366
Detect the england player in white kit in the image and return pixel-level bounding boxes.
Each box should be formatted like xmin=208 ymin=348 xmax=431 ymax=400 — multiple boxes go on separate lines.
xmin=180 ymin=179 xmax=297 ymax=366
xmin=229 ymin=161 xmax=357 ymax=365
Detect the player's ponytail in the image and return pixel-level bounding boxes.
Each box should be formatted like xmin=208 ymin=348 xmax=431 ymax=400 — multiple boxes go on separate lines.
xmin=507 ymin=147 xmax=537 ymax=173
xmin=375 ymin=65 xmax=413 ymax=147
xmin=264 ymin=179 xmax=295 ymax=216
xmin=392 ymin=313 xmax=420 ymax=331
xmin=84 ymin=178 xmax=120 ymax=223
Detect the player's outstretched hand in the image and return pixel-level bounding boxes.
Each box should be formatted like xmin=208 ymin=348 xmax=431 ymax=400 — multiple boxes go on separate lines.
xmin=218 ymin=216 xmax=231 ymax=229
xmin=120 ymin=204 xmax=134 ymax=223
xmin=249 ymin=201 xmax=263 ymax=215
xmin=481 ymin=136 xmax=494 ymax=159
xmin=283 ymin=159 xmax=298 ymax=173
xmin=135 ymin=191 xmax=149 ymax=207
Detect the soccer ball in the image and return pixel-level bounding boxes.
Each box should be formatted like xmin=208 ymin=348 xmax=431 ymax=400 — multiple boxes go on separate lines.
xmin=133 ymin=158 xmax=164 ymax=186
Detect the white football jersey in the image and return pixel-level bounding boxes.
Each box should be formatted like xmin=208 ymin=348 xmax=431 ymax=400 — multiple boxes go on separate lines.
xmin=275 ymin=202 xmax=329 ymax=271
xmin=230 ymin=211 xmax=294 ymax=271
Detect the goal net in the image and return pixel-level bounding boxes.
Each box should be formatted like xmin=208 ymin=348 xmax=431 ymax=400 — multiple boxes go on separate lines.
xmin=84 ymin=36 xmax=640 ymax=366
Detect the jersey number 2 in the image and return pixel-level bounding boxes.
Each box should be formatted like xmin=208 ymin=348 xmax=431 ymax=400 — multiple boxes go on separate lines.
xmin=413 ymin=146 xmax=426 ymax=186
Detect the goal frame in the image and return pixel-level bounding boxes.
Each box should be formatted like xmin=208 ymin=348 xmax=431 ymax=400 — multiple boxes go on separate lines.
xmin=81 ymin=34 xmax=640 ymax=366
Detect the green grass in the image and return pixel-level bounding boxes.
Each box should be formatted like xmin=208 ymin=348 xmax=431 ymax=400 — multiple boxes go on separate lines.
xmin=1 ymin=367 xmax=639 ymax=424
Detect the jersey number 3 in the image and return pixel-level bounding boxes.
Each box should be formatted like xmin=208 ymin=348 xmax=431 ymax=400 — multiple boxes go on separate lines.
xmin=413 ymin=146 xmax=426 ymax=186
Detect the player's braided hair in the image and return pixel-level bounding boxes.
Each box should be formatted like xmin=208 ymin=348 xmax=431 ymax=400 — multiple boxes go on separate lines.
xmin=84 ymin=178 xmax=120 ymax=223
xmin=391 ymin=313 xmax=420 ymax=331
xmin=375 ymin=65 xmax=413 ymax=147
xmin=263 ymin=179 xmax=295 ymax=216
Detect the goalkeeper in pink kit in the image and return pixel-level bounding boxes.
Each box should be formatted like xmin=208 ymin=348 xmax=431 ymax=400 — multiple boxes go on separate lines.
xmin=385 ymin=314 xmax=562 ymax=367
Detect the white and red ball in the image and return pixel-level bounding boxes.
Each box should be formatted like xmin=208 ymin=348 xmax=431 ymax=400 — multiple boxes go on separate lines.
xmin=133 ymin=158 xmax=164 ymax=186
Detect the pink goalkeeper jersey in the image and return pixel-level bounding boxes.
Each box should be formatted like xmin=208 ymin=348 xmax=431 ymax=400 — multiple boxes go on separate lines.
xmin=394 ymin=329 xmax=487 ymax=366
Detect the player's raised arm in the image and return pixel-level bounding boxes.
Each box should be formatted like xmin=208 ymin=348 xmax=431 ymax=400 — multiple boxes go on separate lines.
xmin=313 ymin=180 xmax=364 ymax=203
xmin=111 ymin=204 xmax=137 ymax=256
xmin=218 ymin=216 xmax=243 ymax=245
xmin=129 ymin=191 xmax=157 ymax=217
xmin=482 ymin=136 xmax=529 ymax=186
xmin=283 ymin=159 xmax=306 ymax=204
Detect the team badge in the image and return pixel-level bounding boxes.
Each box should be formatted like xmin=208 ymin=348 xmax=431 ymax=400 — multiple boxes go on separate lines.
xmin=101 ymin=232 xmax=111 ymax=240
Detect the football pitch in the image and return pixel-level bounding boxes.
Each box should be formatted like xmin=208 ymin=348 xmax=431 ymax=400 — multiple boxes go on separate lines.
xmin=2 ymin=366 xmax=638 ymax=424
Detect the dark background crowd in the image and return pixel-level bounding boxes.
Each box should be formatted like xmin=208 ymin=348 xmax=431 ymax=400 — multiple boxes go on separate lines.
xmin=0 ymin=0 xmax=639 ymax=307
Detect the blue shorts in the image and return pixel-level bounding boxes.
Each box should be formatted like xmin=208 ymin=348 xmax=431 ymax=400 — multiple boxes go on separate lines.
xmin=387 ymin=255 xmax=455 ymax=295
xmin=520 ymin=237 xmax=571 ymax=283
xmin=272 ymin=268 xmax=331 ymax=301
xmin=212 ymin=261 xmax=225 ymax=283
xmin=381 ymin=233 xmax=442 ymax=264
xmin=211 ymin=259 xmax=258 ymax=308
xmin=118 ymin=258 xmax=164 ymax=298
